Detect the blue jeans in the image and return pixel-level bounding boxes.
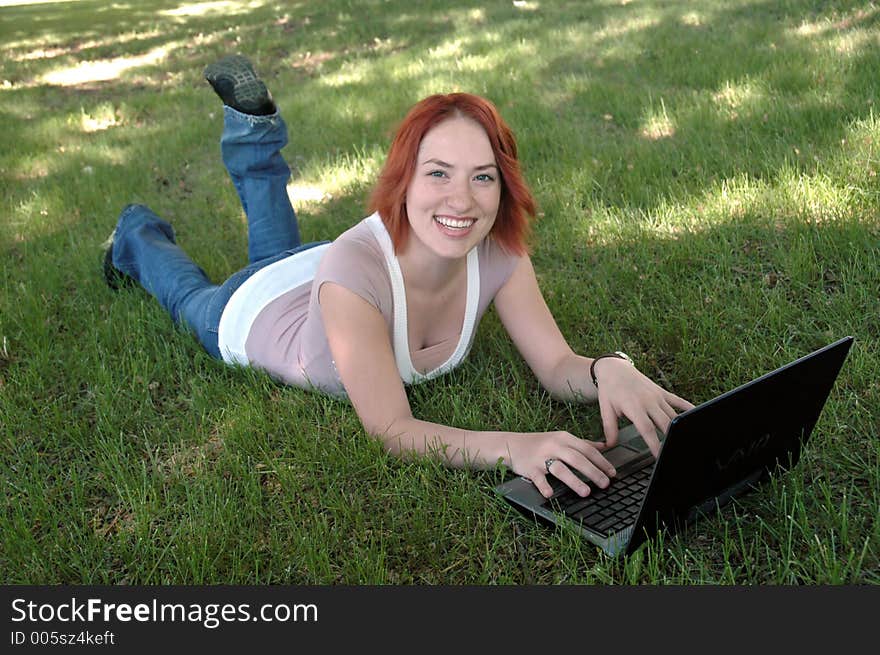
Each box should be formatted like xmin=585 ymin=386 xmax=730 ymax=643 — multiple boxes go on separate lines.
xmin=111 ymin=107 xmax=328 ymax=359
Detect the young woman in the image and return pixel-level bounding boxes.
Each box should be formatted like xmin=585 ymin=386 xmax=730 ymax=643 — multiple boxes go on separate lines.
xmin=105 ymin=55 xmax=693 ymax=500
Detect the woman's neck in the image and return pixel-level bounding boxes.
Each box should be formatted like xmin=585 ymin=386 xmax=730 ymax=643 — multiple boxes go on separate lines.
xmin=396 ymin=238 xmax=468 ymax=293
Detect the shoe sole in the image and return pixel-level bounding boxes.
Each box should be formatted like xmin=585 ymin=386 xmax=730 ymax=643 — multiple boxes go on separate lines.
xmin=204 ymin=55 xmax=270 ymax=112
xmin=102 ymin=229 xmax=134 ymax=291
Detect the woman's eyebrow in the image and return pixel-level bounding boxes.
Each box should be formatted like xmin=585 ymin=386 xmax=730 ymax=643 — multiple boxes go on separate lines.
xmin=421 ymin=158 xmax=453 ymax=167
xmin=420 ymin=158 xmax=498 ymax=170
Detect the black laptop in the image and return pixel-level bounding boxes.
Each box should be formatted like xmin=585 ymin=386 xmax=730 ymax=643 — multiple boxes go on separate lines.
xmin=495 ymin=336 xmax=854 ymax=556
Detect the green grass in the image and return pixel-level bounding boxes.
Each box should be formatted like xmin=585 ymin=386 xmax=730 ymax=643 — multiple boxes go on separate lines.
xmin=1 ymin=0 xmax=878 ymax=584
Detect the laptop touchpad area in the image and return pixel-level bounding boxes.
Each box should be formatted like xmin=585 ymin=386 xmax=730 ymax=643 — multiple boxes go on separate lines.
xmin=601 ymin=424 xmax=664 ymax=469
xmin=604 ymin=445 xmax=644 ymax=469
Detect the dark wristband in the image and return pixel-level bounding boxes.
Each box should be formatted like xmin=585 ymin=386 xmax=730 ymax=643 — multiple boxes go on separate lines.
xmin=590 ymin=351 xmax=634 ymax=388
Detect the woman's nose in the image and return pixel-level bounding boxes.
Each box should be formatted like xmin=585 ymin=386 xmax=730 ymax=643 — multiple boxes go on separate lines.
xmin=445 ymin=180 xmax=473 ymax=213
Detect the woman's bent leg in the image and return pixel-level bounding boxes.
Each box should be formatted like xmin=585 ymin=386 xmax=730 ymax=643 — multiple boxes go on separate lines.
xmin=111 ymin=204 xmax=224 ymax=358
xmin=111 ymin=204 xmax=329 ymax=360
xmin=221 ymin=107 xmax=301 ymax=263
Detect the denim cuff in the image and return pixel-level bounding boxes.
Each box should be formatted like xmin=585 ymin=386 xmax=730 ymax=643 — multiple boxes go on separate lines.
xmin=223 ymin=104 xmax=282 ymax=126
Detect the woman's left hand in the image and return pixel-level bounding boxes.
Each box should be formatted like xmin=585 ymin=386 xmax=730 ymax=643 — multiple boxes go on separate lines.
xmin=592 ymin=357 xmax=695 ymax=457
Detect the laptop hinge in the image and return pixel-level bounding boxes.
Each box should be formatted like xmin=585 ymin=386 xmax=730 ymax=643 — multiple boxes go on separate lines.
xmin=687 ymin=469 xmax=765 ymax=522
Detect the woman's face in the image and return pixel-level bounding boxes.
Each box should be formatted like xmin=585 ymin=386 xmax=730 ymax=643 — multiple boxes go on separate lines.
xmin=404 ymin=116 xmax=501 ymax=261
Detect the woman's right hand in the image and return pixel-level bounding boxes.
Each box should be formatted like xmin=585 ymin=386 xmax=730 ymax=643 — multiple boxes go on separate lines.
xmin=322 ymin=279 xmax=617 ymax=495
xmin=505 ymin=431 xmax=617 ymax=499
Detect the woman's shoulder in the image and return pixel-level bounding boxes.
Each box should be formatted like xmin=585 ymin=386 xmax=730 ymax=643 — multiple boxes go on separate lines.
xmin=315 ymin=216 xmax=392 ymax=311
xmin=332 ymin=215 xmax=382 ymax=248
xmin=322 ymin=215 xmax=385 ymax=268
xmin=478 ymin=235 xmax=523 ymax=286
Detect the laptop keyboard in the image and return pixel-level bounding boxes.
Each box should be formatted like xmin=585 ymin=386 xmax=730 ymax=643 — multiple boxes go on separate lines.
xmin=545 ymin=465 xmax=654 ymax=536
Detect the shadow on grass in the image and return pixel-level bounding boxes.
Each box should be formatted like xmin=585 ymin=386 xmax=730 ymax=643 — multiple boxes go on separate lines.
xmin=3 ymin=0 xmax=879 ymax=240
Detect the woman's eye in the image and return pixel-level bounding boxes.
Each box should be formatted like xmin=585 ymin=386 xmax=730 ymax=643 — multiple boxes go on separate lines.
xmin=474 ymin=173 xmax=495 ymax=182
xmin=428 ymin=170 xmax=446 ymax=178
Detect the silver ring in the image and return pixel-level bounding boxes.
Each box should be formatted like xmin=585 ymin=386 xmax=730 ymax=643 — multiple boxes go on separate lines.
xmin=545 ymin=458 xmax=556 ymax=474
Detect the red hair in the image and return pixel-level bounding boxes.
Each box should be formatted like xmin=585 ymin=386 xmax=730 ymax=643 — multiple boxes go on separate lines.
xmin=368 ymin=93 xmax=536 ymax=255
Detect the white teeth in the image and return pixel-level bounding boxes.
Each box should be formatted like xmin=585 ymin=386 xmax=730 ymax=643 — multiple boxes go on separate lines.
xmin=434 ymin=216 xmax=475 ymax=229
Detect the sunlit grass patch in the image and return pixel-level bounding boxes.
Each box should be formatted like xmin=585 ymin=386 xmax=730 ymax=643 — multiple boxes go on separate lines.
xmin=39 ymin=44 xmax=173 ymax=87
xmin=159 ymin=0 xmax=269 ymax=19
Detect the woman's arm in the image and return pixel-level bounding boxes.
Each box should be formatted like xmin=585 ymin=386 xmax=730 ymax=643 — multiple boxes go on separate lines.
xmin=493 ymin=255 xmax=694 ymax=457
xmin=318 ymin=281 xmax=615 ymax=498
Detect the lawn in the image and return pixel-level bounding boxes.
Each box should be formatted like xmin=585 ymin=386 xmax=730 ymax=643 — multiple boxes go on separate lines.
xmin=1 ymin=0 xmax=878 ymax=584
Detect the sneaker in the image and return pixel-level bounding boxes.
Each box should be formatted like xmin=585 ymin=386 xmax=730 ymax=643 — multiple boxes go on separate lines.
xmin=102 ymin=230 xmax=134 ymax=291
xmin=204 ymin=54 xmax=276 ymax=116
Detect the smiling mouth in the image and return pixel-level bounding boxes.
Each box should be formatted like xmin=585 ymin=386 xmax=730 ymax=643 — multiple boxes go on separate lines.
xmin=434 ymin=215 xmax=476 ymax=230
